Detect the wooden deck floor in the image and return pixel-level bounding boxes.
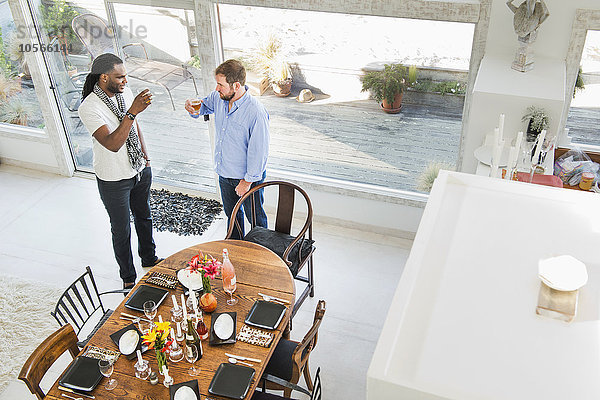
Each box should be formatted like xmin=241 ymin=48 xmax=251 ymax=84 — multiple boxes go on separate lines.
xmin=69 ymin=77 xmax=598 ymax=195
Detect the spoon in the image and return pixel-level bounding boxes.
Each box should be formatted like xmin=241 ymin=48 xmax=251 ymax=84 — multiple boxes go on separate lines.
xmin=61 ymin=393 xmax=83 ymax=400
xmin=228 ymin=357 xmax=253 ymax=367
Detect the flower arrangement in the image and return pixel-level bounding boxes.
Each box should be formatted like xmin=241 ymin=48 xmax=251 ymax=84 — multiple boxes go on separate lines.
xmin=141 ymin=321 xmax=172 ymax=373
xmin=188 ymin=252 xmax=221 ymax=312
xmin=188 ymin=251 xmax=221 ymax=294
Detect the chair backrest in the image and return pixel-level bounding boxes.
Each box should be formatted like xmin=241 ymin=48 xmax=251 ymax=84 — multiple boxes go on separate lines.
xmin=72 ymin=13 xmax=117 ymax=59
xmin=225 ymin=180 xmax=314 ymax=243
xmin=18 ymin=324 xmax=80 ymax=400
xmin=292 ymin=300 xmax=326 ymax=374
xmin=51 ymin=266 xmax=105 ymax=338
xmin=310 ymin=367 xmax=322 ymax=400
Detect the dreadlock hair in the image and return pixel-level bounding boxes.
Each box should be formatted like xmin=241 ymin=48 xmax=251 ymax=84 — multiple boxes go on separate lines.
xmin=81 ymin=53 xmax=123 ymax=100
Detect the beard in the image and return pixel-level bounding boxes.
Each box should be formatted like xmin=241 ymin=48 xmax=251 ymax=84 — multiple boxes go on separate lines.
xmin=106 ymin=80 xmax=124 ymax=95
xmin=219 ymin=90 xmax=235 ymax=101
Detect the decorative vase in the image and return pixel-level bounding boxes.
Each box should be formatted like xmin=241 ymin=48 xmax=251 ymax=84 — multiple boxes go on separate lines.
xmin=381 ymin=92 xmax=403 ymax=114
xmin=156 ymin=349 xmax=168 ymax=375
xmin=526 ymin=120 xmax=541 ymax=142
xmin=200 ymin=292 xmax=217 ymax=313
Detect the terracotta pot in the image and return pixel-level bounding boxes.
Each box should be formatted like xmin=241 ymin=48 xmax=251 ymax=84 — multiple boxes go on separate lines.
xmin=381 ymin=92 xmax=403 ymax=114
xmin=200 ymin=292 xmax=217 ymax=313
xmin=272 ymin=80 xmax=292 ymax=97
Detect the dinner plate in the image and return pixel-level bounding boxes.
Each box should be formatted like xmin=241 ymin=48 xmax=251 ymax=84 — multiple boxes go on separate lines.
xmin=124 ymin=284 xmax=169 ymax=312
xmin=177 ymin=268 xmax=204 ymax=291
xmin=474 ymin=145 xmax=510 ymax=166
xmin=169 ymin=379 xmax=200 ymax=400
xmin=244 ymin=300 xmax=286 ymax=330
xmin=209 ymin=312 xmax=237 ymax=345
xmin=58 ymin=356 xmax=102 ymax=392
xmin=109 ymin=323 xmax=145 ymax=360
xmin=208 ymin=363 xmax=255 ymax=400
xmin=538 ymin=255 xmax=588 ymax=291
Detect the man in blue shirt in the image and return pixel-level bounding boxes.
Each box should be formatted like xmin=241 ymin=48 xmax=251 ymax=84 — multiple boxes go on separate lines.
xmin=185 ymin=59 xmax=269 ymax=239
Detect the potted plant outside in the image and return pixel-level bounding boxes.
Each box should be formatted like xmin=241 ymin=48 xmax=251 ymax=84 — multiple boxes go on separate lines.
xmin=521 ymin=106 xmax=549 ymax=142
xmin=249 ymin=34 xmax=293 ymax=97
xmin=0 ymin=94 xmax=34 ymax=126
xmin=573 ymin=66 xmax=585 ymax=98
xmin=360 ymin=63 xmax=417 ymax=113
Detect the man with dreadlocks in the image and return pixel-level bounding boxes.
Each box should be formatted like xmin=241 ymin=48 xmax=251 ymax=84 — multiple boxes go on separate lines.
xmin=78 ymin=53 xmax=162 ymax=289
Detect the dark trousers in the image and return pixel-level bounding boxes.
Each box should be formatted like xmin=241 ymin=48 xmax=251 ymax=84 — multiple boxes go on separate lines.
xmin=219 ymin=172 xmax=267 ymax=240
xmin=96 ymin=167 xmax=156 ymax=283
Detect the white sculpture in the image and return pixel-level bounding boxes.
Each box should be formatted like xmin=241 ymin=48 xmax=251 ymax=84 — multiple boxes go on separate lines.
xmin=506 ymin=0 xmax=550 ymax=72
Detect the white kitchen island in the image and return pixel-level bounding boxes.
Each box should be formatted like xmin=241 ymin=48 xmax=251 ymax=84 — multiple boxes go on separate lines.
xmin=367 ymin=171 xmax=600 ymax=400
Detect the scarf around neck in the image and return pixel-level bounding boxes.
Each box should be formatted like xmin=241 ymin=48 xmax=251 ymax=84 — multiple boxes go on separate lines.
xmin=93 ymin=84 xmax=144 ymax=171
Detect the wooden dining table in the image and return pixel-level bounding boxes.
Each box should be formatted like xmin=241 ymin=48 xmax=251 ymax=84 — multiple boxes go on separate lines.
xmin=45 ymin=239 xmax=295 ymax=400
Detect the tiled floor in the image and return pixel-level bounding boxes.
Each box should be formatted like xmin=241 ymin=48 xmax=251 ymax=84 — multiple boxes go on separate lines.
xmin=0 ymin=164 xmax=411 ymax=399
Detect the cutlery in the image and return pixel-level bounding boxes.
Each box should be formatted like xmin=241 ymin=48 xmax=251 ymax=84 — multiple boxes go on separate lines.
xmin=225 ymin=353 xmax=262 ymax=363
xmin=228 ymin=357 xmax=253 ymax=367
xmin=61 ymin=394 xmax=83 ymax=400
xmin=258 ymin=292 xmax=290 ymax=304
xmin=58 ymin=386 xmax=95 ymax=399
xmin=120 ymin=313 xmax=151 ymax=323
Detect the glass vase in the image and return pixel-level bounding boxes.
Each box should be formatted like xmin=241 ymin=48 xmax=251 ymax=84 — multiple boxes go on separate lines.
xmin=156 ymin=349 xmax=168 ymax=375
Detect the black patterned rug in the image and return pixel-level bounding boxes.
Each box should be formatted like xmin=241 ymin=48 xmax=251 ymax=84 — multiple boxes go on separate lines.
xmin=149 ymin=189 xmax=222 ymax=236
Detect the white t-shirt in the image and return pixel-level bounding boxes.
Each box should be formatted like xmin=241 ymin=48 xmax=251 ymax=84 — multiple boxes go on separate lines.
xmin=78 ymin=86 xmax=141 ymax=181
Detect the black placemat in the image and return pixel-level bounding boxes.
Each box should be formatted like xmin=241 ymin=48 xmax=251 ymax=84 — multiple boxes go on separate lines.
xmin=58 ymin=355 xmax=102 ymax=392
xmin=208 ymin=363 xmax=255 ymax=400
xmin=209 ymin=311 xmax=237 ymax=345
xmin=124 ymin=284 xmax=169 ymax=312
xmin=244 ymin=300 xmax=286 ymax=330
xmin=169 ymin=379 xmax=200 ymax=400
xmin=109 ymin=323 xmax=143 ymax=360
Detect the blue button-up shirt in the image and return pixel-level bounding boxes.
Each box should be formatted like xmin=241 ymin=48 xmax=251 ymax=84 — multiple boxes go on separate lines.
xmin=199 ymin=87 xmax=269 ymax=182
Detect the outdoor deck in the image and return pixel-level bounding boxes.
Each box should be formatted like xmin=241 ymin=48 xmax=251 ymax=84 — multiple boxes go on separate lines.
xmin=69 ymin=77 xmax=598 ymax=195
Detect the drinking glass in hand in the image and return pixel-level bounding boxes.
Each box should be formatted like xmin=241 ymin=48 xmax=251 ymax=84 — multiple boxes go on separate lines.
xmin=98 ymin=359 xmax=117 ymax=390
xmin=143 ymin=300 xmax=157 ymax=322
xmin=184 ymin=344 xmax=201 ymax=376
xmin=189 ymin=99 xmax=202 ymax=118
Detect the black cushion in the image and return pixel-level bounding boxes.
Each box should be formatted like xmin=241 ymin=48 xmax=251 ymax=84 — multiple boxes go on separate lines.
xmin=263 ymin=339 xmax=309 ymax=382
xmin=244 ymin=227 xmax=314 ymax=276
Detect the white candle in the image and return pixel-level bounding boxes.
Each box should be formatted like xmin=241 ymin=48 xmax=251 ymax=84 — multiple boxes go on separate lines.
xmin=158 ymin=315 xmax=163 ymax=323
xmin=505 ymin=146 xmax=518 ymax=180
xmin=171 ymin=295 xmax=179 ymax=310
xmin=493 ymin=127 xmax=499 ymax=147
xmin=181 ymin=294 xmax=187 ymax=320
xmin=498 ymin=114 xmax=505 ymax=143
xmin=176 ymin=320 xmax=182 ymax=338
xmin=136 ymin=349 xmax=143 ymax=365
xmin=514 ymin=131 xmax=523 ymax=157
xmin=492 ymin=140 xmax=503 ymax=168
xmin=532 ymin=129 xmax=546 ymax=164
xmin=162 ymin=365 xmax=170 ymax=379
xmin=170 ymin=328 xmax=176 ymax=340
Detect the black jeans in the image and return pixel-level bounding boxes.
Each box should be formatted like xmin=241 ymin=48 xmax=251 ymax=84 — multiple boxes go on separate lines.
xmin=219 ymin=172 xmax=267 ymax=240
xmin=96 ymin=167 xmax=156 ymax=283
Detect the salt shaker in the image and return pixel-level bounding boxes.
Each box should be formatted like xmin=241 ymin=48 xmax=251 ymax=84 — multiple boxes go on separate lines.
xmin=149 ymin=371 xmax=158 ymax=385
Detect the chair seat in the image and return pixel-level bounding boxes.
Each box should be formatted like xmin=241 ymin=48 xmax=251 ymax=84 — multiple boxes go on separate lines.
xmin=76 ymin=309 xmax=113 ymax=348
xmin=244 ymin=227 xmax=315 ymax=276
xmin=252 ymin=391 xmax=301 ymax=400
xmin=264 ymin=339 xmax=309 ymax=381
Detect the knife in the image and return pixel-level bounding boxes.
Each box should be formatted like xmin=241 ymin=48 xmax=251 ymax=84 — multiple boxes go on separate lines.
xmin=120 ymin=312 xmax=151 ymax=323
xmin=58 ymin=385 xmax=95 ymax=399
xmin=225 ymin=353 xmax=262 ymax=363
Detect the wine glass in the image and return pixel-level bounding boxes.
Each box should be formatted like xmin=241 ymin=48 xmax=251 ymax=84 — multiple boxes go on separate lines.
xmin=143 ymin=300 xmax=157 ymax=323
xmin=98 ymin=359 xmax=117 ymax=390
xmin=184 ymin=344 xmax=201 ymax=376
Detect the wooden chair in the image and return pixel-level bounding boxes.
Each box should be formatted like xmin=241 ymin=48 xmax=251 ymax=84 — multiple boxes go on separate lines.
xmin=226 ymin=181 xmax=316 ymax=318
xmin=259 ymin=300 xmax=326 ymax=398
xmin=18 ymin=324 xmax=80 ymax=400
xmin=51 ymin=266 xmax=128 ymax=347
xmin=253 ymin=367 xmax=322 ymax=400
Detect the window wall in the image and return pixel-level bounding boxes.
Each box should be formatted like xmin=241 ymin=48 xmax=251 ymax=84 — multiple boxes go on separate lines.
xmin=566 ymin=29 xmax=600 ymax=148
xmin=219 ymin=5 xmax=474 ymax=193
xmin=0 ymin=1 xmax=44 ymax=129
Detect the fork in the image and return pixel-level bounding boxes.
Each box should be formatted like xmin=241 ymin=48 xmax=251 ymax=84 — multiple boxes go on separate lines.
xmin=258 ymin=292 xmax=290 ymax=304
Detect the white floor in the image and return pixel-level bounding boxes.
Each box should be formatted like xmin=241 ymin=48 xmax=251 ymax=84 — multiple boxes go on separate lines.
xmin=0 ymin=164 xmax=411 ymax=399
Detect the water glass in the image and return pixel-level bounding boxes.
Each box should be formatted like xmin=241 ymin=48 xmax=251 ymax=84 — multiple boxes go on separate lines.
xmin=184 ymin=344 xmax=201 ymax=376
xmin=98 ymin=359 xmax=117 ymax=390
xmin=143 ymin=300 xmax=157 ymax=321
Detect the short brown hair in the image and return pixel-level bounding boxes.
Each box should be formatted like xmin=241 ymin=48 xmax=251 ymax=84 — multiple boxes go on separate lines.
xmin=215 ymin=59 xmax=246 ymax=86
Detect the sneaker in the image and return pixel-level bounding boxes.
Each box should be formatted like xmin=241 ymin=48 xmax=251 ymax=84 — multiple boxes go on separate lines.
xmin=142 ymin=257 xmax=165 ymax=268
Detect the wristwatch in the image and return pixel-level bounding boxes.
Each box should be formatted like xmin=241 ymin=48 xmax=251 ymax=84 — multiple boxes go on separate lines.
xmin=126 ymin=112 xmax=136 ymax=120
